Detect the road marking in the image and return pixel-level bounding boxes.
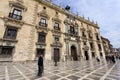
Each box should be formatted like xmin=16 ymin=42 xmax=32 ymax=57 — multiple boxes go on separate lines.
xmin=13 ymin=65 xmax=30 ymax=80
xmin=100 ymin=62 xmax=117 ymax=80
xmin=5 ymin=66 xmax=9 ymax=80
xmin=19 ymin=64 xmax=35 ymax=73
xmin=79 ymin=64 xmax=108 ymax=80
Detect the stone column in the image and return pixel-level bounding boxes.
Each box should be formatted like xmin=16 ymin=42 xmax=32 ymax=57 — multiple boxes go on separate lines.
xmin=66 ymin=41 xmax=69 ymax=60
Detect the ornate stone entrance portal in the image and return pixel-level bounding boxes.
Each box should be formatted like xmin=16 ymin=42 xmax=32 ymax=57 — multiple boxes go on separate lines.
xmin=71 ymin=46 xmax=78 ymax=61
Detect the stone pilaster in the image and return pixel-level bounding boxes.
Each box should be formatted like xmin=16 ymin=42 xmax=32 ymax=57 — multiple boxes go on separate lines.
xmin=27 ymin=2 xmax=38 ymax=60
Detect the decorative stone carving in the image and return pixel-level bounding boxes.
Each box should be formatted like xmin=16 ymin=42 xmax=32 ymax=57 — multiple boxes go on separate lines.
xmin=83 ymin=45 xmax=89 ymax=51
xmin=0 ymin=38 xmax=18 ymax=47
xmin=36 ymin=25 xmax=49 ymax=33
xmin=9 ymin=0 xmax=27 ymax=11
xmin=52 ymin=17 xmax=61 ymax=23
xmin=51 ymin=42 xmax=62 ymax=47
xmin=81 ymin=28 xmax=85 ymax=31
xmin=4 ymin=17 xmax=24 ymax=29
xmin=38 ymin=10 xmax=50 ymax=19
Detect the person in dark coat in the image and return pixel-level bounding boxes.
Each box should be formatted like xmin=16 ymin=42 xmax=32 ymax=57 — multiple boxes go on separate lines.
xmin=111 ymin=54 xmax=116 ymax=63
xmin=37 ymin=54 xmax=44 ymax=76
xmin=96 ymin=56 xmax=100 ymax=62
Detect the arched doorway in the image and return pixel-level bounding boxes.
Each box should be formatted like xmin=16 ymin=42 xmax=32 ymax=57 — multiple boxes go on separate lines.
xmin=53 ymin=48 xmax=60 ymax=62
xmin=71 ymin=46 xmax=78 ymax=61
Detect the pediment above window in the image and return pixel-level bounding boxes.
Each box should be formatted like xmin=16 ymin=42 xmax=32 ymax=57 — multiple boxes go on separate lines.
xmin=36 ymin=29 xmax=48 ymax=33
xmin=87 ymin=30 xmax=91 ymax=33
xmin=9 ymin=0 xmax=27 ymax=11
xmin=64 ymin=19 xmax=78 ymax=27
xmin=81 ymin=28 xmax=85 ymax=31
xmin=64 ymin=19 xmax=71 ymax=24
xmin=52 ymin=17 xmax=61 ymax=23
xmin=75 ymin=22 xmax=79 ymax=27
xmin=38 ymin=10 xmax=50 ymax=19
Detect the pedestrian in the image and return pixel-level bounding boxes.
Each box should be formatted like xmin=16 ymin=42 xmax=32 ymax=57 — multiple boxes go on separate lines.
xmin=37 ymin=54 xmax=44 ymax=77
xmin=111 ymin=54 xmax=116 ymax=63
xmin=96 ymin=56 xmax=100 ymax=62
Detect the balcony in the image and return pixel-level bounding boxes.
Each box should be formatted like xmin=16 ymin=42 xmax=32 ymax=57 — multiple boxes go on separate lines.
xmin=51 ymin=42 xmax=62 ymax=47
xmin=9 ymin=13 xmax=22 ymax=20
xmin=39 ymin=22 xmax=47 ymax=27
xmin=54 ymin=26 xmax=60 ymax=31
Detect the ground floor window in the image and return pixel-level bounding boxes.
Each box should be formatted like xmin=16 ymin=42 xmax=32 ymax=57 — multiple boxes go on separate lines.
xmin=36 ymin=49 xmax=45 ymax=57
xmin=0 ymin=46 xmax=13 ymax=58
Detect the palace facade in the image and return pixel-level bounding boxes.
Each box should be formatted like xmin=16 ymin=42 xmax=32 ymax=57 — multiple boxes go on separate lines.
xmin=0 ymin=0 xmax=105 ymax=61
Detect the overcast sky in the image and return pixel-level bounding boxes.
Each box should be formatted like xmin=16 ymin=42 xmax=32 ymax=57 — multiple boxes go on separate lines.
xmin=53 ymin=0 xmax=120 ymax=48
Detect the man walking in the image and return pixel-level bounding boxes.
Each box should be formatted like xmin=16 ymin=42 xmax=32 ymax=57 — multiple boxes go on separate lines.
xmin=37 ymin=54 xmax=44 ymax=77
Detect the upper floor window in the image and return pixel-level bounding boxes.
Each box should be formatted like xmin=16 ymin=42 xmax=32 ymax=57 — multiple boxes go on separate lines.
xmin=54 ymin=22 xmax=60 ymax=30
xmin=70 ymin=26 xmax=75 ymax=34
xmin=98 ymin=44 xmax=102 ymax=50
xmin=38 ymin=32 xmax=46 ymax=43
xmin=96 ymin=35 xmax=100 ymax=40
xmin=89 ymin=33 xmax=93 ymax=38
xmin=82 ymin=31 xmax=86 ymax=37
xmin=9 ymin=9 xmax=22 ymax=20
xmin=54 ymin=36 xmax=59 ymax=43
xmin=90 ymin=42 xmax=94 ymax=49
xmin=39 ymin=18 xmax=47 ymax=27
xmin=4 ymin=27 xmax=18 ymax=39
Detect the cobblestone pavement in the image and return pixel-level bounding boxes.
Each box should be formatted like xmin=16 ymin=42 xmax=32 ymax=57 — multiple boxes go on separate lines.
xmin=0 ymin=59 xmax=120 ymax=80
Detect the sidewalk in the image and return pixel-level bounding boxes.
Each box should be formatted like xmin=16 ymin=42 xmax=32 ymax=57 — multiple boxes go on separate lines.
xmin=0 ymin=59 xmax=120 ymax=80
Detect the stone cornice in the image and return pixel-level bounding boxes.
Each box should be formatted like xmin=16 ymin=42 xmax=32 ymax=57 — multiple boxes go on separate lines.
xmin=4 ymin=17 xmax=24 ymax=29
xmin=0 ymin=38 xmax=18 ymax=42
xmin=35 ymin=0 xmax=99 ymax=29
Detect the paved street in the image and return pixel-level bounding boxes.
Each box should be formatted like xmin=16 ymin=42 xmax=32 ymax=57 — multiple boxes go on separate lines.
xmin=0 ymin=59 xmax=120 ymax=80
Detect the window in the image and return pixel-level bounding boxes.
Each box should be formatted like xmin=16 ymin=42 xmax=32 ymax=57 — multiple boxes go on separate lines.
xmin=96 ymin=34 xmax=100 ymax=40
xmin=9 ymin=9 xmax=22 ymax=20
xmin=54 ymin=22 xmax=60 ymax=30
xmin=84 ymin=42 xmax=86 ymax=45
xmin=82 ymin=31 xmax=86 ymax=37
xmin=70 ymin=26 xmax=75 ymax=34
xmin=89 ymin=33 xmax=92 ymax=38
xmin=55 ymin=36 xmax=59 ymax=43
xmin=74 ymin=27 xmax=78 ymax=35
xmin=90 ymin=43 xmax=94 ymax=49
xmin=4 ymin=27 xmax=18 ymax=39
xmin=38 ymin=32 xmax=46 ymax=43
xmin=98 ymin=44 xmax=102 ymax=50
xmin=39 ymin=18 xmax=47 ymax=27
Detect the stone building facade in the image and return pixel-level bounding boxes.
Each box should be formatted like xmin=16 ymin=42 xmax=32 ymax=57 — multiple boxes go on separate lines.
xmin=101 ymin=36 xmax=113 ymax=56
xmin=0 ymin=0 xmax=105 ymax=61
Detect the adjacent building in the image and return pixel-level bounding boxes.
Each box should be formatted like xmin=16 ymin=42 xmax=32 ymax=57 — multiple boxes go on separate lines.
xmin=0 ymin=0 xmax=105 ymax=61
xmin=101 ymin=36 xmax=113 ymax=56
